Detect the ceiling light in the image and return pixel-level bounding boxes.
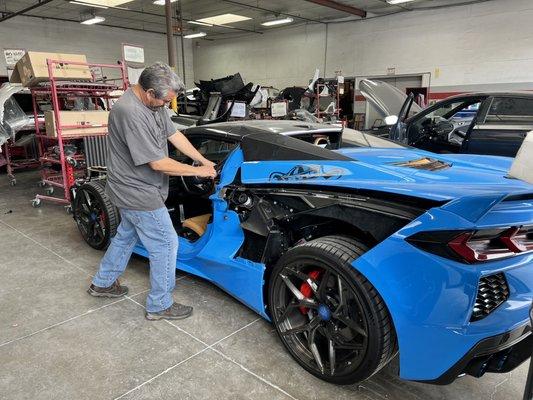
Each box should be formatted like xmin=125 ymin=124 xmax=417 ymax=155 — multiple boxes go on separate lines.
xmin=261 ymin=17 xmax=293 ymax=27
xmin=183 ymin=32 xmax=207 ymax=39
xmin=69 ymin=1 xmax=108 ymax=8
xmin=197 ymin=13 xmax=251 ymax=25
xmin=80 ymin=15 xmax=106 ymax=24
xmin=188 ymin=20 xmax=213 ymax=27
xmin=152 ymin=0 xmax=177 ymax=5
xmin=73 ymin=0 xmax=132 ymax=6
xmin=386 ymin=0 xmax=416 ymax=4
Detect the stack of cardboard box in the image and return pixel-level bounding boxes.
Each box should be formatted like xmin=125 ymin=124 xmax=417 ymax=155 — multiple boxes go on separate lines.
xmin=10 ymin=51 xmax=109 ymax=138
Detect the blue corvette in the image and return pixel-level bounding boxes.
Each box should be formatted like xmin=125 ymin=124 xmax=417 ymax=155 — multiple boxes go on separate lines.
xmin=74 ymin=121 xmax=533 ymax=385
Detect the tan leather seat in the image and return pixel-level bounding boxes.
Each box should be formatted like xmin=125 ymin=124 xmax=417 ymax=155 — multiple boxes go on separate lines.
xmin=182 ymin=214 xmax=212 ymax=237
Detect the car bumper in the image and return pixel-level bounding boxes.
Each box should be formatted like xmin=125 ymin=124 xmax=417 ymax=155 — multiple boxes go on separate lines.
xmin=352 ymin=225 xmax=533 ymax=382
xmin=421 ymin=320 xmax=532 ymax=384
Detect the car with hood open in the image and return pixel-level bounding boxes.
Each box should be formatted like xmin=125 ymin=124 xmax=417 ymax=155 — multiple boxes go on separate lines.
xmin=360 ymin=79 xmax=533 ymax=157
xmin=72 ymin=120 xmax=533 ymax=386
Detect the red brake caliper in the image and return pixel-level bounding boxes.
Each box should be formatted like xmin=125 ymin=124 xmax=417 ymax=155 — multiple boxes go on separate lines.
xmin=299 ymin=270 xmax=321 ymax=314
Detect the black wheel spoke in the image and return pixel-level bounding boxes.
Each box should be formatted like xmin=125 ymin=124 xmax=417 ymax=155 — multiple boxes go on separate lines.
xmin=83 ymin=190 xmax=92 ymax=207
xmin=328 ymin=337 xmax=336 ymax=376
xmin=317 ymin=270 xmax=331 ymax=301
xmin=280 ymin=273 xmax=307 ymax=301
xmin=280 ymin=316 xmax=319 ymax=336
xmin=308 ymin=323 xmax=324 ymax=374
xmin=334 ymin=315 xmax=368 ymax=338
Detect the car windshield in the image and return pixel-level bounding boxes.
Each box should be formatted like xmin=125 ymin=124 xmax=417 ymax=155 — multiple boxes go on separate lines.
xmin=341 ymin=128 xmax=406 ymax=149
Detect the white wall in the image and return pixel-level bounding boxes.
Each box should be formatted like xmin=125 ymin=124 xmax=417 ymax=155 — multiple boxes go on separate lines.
xmin=194 ymin=0 xmax=533 ymax=92
xmin=0 ymin=15 xmax=194 ymax=87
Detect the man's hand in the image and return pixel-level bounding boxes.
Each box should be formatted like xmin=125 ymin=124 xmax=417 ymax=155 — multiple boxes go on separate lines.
xmin=194 ymin=165 xmax=217 ymax=178
xmin=200 ymin=159 xmax=216 ymax=168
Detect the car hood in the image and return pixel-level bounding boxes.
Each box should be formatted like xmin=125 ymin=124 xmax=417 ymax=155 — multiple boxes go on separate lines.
xmin=241 ymin=147 xmax=532 ymax=202
xmin=359 ymin=79 xmax=422 ymax=118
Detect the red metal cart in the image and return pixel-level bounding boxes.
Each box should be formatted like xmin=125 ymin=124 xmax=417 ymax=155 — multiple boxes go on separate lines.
xmin=30 ymin=59 xmax=127 ymax=208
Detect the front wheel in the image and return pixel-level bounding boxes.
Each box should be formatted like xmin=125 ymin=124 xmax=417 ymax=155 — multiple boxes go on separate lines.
xmin=268 ymin=235 xmax=396 ymax=385
xmin=73 ymin=180 xmax=118 ymax=250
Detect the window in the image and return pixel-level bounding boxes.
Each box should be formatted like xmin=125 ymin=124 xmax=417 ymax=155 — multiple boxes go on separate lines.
xmin=170 ymin=136 xmax=238 ymax=163
xmin=408 ymin=99 xmax=481 ymax=140
xmin=484 ymin=97 xmax=533 ymax=124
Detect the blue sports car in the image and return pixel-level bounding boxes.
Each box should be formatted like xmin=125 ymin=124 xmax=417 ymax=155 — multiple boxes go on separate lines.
xmin=74 ymin=121 xmax=533 ymax=385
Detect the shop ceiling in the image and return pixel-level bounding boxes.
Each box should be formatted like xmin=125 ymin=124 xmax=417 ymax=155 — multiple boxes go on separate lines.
xmin=0 ymin=0 xmax=493 ymax=39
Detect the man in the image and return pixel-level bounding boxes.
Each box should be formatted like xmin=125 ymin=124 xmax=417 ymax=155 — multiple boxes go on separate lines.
xmin=87 ymin=62 xmax=216 ymax=321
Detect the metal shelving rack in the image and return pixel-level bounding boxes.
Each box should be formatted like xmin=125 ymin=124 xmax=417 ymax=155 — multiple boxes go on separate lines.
xmin=30 ymin=59 xmax=127 ymax=207
xmin=2 ymin=136 xmax=40 ymax=186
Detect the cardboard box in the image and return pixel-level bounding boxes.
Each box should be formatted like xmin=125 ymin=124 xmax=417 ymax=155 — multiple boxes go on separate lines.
xmin=45 ymin=110 xmax=109 ymax=138
xmin=10 ymin=52 xmax=92 ymax=87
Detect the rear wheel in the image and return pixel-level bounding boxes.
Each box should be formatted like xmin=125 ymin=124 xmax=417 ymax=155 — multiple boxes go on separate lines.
xmin=73 ymin=180 xmax=118 ymax=250
xmin=268 ymin=235 xmax=396 ymax=384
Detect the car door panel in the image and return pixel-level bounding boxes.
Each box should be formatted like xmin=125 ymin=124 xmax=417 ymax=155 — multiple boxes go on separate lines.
xmin=462 ymin=125 xmax=527 ymax=157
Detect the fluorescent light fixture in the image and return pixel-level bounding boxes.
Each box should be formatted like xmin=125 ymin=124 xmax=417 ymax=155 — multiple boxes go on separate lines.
xmin=73 ymin=0 xmax=132 ymax=6
xmin=386 ymin=0 xmax=416 ymax=4
xmin=183 ymin=32 xmax=207 ymax=39
xmin=261 ymin=17 xmax=293 ymax=27
xmin=197 ymin=13 xmax=251 ymax=25
xmin=81 ymin=15 xmax=106 ymax=24
xmin=69 ymin=1 xmax=108 ymax=8
xmin=188 ymin=20 xmax=213 ymax=27
xmin=152 ymin=0 xmax=177 ymax=5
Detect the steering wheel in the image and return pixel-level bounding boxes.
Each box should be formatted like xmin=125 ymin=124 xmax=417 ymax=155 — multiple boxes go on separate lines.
xmin=180 ymin=160 xmax=217 ymax=196
xmin=433 ymin=120 xmax=455 ymax=137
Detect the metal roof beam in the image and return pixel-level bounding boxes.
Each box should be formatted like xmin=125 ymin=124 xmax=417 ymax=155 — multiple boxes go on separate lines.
xmin=0 ymin=0 xmax=55 ymax=23
xmin=303 ymin=0 xmax=366 ymax=18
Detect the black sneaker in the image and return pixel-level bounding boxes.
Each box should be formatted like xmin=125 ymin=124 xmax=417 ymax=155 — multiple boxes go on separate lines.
xmin=88 ymin=279 xmax=129 ymax=298
xmin=145 ymin=302 xmax=193 ymax=321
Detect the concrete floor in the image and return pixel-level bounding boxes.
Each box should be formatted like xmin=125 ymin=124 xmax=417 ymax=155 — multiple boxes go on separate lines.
xmin=0 ymin=170 xmax=529 ymax=400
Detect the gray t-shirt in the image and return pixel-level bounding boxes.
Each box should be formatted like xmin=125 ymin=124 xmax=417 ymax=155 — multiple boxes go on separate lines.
xmin=105 ymin=88 xmax=176 ymax=211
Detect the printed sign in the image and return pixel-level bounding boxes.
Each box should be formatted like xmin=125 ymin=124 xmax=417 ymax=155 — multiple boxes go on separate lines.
xmin=3 ymin=48 xmax=25 ymax=67
xmin=229 ymin=101 xmax=247 ymax=118
xmin=122 ymin=44 xmax=145 ymax=64
xmin=271 ymin=101 xmax=288 ymax=118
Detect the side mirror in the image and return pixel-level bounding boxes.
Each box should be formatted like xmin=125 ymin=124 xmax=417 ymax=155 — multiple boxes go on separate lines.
xmin=384 ymin=115 xmax=398 ymax=126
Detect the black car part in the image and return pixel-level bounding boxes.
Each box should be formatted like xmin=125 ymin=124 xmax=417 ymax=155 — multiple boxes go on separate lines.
xmin=224 ymin=183 xmax=437 ymax=273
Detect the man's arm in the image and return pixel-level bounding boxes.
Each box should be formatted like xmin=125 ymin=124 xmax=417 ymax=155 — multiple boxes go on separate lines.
xmin=149 ymin=157 xmax=216 ymax=177
xmin=168 ymin=131 xmax=215 ymax=167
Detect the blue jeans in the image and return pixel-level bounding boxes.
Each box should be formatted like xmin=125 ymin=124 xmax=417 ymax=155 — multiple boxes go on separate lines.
xmin=92 ymin=207 xmax=178 ymax=313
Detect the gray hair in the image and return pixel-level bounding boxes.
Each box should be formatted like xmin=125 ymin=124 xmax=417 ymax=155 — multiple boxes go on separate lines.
xmin=138 ymin=62 xmax=185 ymax=99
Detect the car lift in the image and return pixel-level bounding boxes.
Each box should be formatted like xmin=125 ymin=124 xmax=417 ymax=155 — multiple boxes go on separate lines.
xmin=524 ymin=304 xmax=533 ymax=400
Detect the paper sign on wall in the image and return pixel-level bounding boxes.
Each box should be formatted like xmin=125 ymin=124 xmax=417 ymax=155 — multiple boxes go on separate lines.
xmin=3 ymin=49 xmax=25 ymax=67
xmin=122 ymin=44 xmax=145 ymax=64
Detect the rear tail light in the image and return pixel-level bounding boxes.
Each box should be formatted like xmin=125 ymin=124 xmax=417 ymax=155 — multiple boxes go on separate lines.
xmin=407 ymin=226 xmax=533 ymax=264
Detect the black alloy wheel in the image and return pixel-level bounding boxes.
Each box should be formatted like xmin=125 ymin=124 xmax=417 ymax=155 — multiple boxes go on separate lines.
xmin=269 ymin=235 xmax=396 ymax=385
xmin=73 ymin=180 xmax=118 ymax=250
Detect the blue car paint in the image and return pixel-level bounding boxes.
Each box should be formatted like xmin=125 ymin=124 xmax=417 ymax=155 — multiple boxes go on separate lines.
xmin=134 ymin=149 xmax=269 ymax=318
xmin=132 ymin=144 xmax=533 ymax=381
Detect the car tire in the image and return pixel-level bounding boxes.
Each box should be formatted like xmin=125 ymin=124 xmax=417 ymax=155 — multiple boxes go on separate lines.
xmin=268 ymin=235 xmax=396 ymax=385
xmin=73 ymin=180 xmax=119 ymax=250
